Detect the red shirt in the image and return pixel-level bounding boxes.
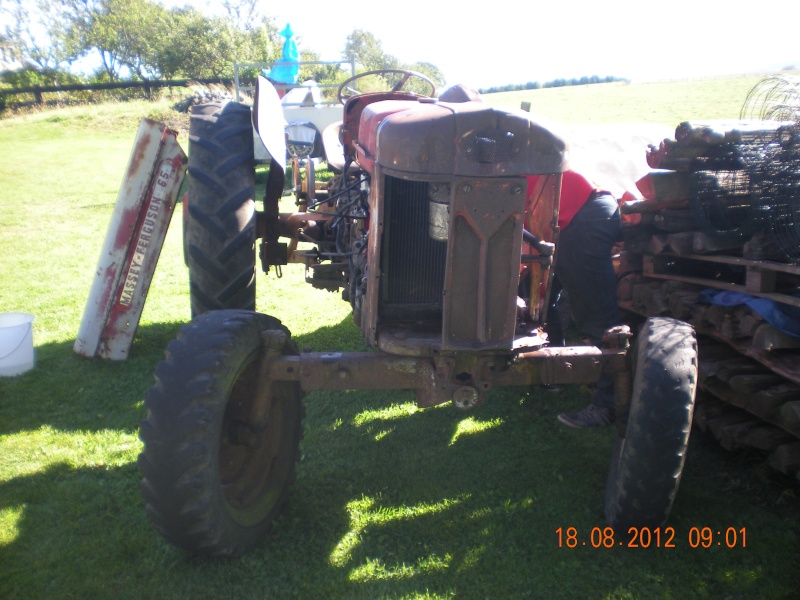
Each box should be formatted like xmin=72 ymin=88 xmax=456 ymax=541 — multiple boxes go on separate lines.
xmin=526 ymin=170 xmax=598 ymax=229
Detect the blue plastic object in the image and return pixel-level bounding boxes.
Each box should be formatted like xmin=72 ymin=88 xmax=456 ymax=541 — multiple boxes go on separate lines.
xmin=699 ymin=289 xmax=800 ymax=339
xmin=265 ymin=23 xmax=299 ymax=84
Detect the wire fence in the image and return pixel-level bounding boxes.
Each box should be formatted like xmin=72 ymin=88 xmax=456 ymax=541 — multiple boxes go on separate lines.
xmin=1 ymin=59 xmax=356 ymax=112
xmin=0 ymin=77 xmax=242 ymax=112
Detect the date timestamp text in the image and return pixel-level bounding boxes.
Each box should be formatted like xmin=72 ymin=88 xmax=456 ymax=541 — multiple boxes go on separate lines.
xmin=556 ymin=526 xmax=747 ymax=549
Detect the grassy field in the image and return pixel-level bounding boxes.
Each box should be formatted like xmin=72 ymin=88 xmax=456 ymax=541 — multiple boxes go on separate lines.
xmin=484 ymin=75 xmax=765 ymax=125
xmin=1 ymin=74 xmax=799 ymax=599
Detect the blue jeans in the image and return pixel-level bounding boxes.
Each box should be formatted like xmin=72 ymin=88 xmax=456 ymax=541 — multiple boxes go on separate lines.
xmin=546 ymin=192 xmax=620 ymax=410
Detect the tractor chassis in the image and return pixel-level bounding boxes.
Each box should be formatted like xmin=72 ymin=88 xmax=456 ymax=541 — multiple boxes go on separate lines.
xmin=259 ymin=326 xmax=632 ymax=412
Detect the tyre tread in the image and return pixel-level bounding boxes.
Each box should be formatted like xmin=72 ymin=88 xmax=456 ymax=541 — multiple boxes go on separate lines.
xmin=186 ymin=101 xmax=256 ymax=316
xmin=605 ymin=317 xmax=698 ymax=529
xmin=139 ymin=310 xmax=304 ymax=556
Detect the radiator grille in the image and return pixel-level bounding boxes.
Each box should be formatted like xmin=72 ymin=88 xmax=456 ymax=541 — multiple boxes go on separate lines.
xmin=382 ymin=177 xmax=447 ymax=311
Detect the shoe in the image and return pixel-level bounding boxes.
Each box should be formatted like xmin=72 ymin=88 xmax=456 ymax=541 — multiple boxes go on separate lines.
xmin=540 ymin=384 xmax=565 ymax=392
xmin=557 ymin=404 xmax=614 ymax=429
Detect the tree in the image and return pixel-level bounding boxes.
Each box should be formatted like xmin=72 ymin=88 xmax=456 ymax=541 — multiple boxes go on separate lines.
xmin=2 ymin=1 xmax=445 ymax=89
xmin=342 ymin=29 xmax=445 ymax=94
xmin=1 ymin=0 xmax=73 ymax=72
xmin=61 ymin=0 xmax=280 ymax=81
xmin=299 ymin=49 xmax=346 ymax=82
xmin=343 ymin=29 xmax=399 ymax=72
xmin=62 ymin=0 xmax=172 ymax=81
xmin=155 ymin=8 xmax=282 ymax=80
xmin=233 ymin=16 xmax=280 ymax=67
xmin=159 ymin=8 xmax=237 ymax=79
xmin=220 ymin=0 xmax=262 ymax=31
xmin=410 ymin=61 xmax=445 ymax=89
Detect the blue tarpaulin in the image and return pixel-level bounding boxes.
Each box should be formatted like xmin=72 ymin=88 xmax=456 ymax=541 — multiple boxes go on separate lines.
xmin=698 ymin=289 xmax=800 ymax=339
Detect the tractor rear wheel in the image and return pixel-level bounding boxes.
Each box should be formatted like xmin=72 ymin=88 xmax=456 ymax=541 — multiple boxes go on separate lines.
xmin=186 ymin=101 xmax=256 ymax=316
xmin=138 ymin=310 xmax=304 ymax=556
xmin=604 ymin=317 xmax=698 ymax=530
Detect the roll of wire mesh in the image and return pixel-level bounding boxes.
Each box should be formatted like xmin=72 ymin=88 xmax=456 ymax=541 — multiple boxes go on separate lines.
xmin=741 ymin=75 xmax=800 ymax=123
xmin=739 ymin=75 xmax=800 ymax=259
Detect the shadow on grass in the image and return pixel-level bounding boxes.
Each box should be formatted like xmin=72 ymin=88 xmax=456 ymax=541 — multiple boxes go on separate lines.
xmin=0 ymin=321 xmax=184 ymax=435
xmin=1 ymin=313 xmax=799 ymax=598
xmin=280 ymin=387 xmax=584 ymax=598
xmin=246 ymin=377 xmax=797 ymax=599
xmin=0 ymin=460 xmax=149 ymax=598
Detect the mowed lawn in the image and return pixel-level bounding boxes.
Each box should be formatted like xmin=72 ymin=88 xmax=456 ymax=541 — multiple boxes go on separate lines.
xmin=1 ymin=75 xmax=799 ymax=599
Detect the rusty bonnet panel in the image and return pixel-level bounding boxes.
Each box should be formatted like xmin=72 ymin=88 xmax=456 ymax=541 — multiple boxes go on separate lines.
xmin=375 ymin=99 xmax=568 ymax=178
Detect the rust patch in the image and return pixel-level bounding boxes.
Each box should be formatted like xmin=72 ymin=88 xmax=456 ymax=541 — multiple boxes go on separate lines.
xmin=126 ymin=131 xmax=154 ymax=181
xmin=112 ymin=206 xmax=141 ymax=250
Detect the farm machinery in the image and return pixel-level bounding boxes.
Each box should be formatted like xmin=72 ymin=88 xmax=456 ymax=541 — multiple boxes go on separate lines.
xmin=138 ymin=70 xmax=699 ymax=556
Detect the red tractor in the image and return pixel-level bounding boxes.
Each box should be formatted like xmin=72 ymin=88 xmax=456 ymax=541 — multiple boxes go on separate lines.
xmin=138 ymin=70 xmax=698 ymax=556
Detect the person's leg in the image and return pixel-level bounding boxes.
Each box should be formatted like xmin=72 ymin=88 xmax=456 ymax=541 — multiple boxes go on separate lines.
xmin=539 ymin=275 xmax=567 ymax=391
xmin=544 ymin=274 xmax=565 ymax=347
xmin=553 ymin=193 xmax=620 ymax=346
xmin=554 ymin=193 xmax=620 ymax=427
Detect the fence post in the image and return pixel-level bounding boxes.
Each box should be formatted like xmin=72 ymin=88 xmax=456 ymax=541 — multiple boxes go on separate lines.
xmin=234 ymin=62 xmax=241 ymax=101
xmin=34 ymin=85 xmax=43 ymax=105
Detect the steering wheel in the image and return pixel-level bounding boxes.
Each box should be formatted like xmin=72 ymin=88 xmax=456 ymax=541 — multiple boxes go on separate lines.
xmin=337 ymin=69 xmax=436 ymax=104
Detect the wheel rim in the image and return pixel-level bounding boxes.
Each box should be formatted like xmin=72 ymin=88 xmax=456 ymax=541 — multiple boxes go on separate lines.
xmin=219 ymin=359 xmax=286 ymax=526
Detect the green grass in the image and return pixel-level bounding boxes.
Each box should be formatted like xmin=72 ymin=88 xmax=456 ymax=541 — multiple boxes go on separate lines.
xmin=485 ymin=74 xmax=769 ymax=125
xmin=1 ymin=79 xmax=799 ymax=599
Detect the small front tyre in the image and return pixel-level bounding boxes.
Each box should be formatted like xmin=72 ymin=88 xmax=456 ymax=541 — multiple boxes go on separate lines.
xmin=138 ymin=310 xmax=304 ymax=556
xmin=604 ymin=317 xmax=698 ymax=530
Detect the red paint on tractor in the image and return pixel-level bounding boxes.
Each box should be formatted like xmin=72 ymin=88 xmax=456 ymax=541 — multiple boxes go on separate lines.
xmin=74 ymin=120 xmax=187 ymax=360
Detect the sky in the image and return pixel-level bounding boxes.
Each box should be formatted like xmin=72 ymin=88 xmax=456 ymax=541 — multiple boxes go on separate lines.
xmin=165 ymin=0 xmax=800 ymax=89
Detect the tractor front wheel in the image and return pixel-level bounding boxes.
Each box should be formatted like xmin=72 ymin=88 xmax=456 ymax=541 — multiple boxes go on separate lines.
xmin=138 ymin=310 xmax=304 ymax=556
xmin=604 ymin=317 xmax=698 ymax=530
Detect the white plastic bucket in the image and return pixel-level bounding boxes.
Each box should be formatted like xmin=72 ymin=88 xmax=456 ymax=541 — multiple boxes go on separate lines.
xmin=0 ymin=313 xmax=35 ymax=377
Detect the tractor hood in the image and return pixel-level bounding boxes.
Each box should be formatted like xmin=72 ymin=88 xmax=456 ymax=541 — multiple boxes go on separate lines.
xmin=374 ymin=99 xmax=568 ymax=178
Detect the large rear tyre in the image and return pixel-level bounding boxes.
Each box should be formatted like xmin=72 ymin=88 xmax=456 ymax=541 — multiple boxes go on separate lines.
xmin=605 ymin=317 xmax=698 ymax=530
xmin=186 ymin=101 xmax=256 ymax=316
xmin=138 ymin=310 xmax=304 ymax=556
